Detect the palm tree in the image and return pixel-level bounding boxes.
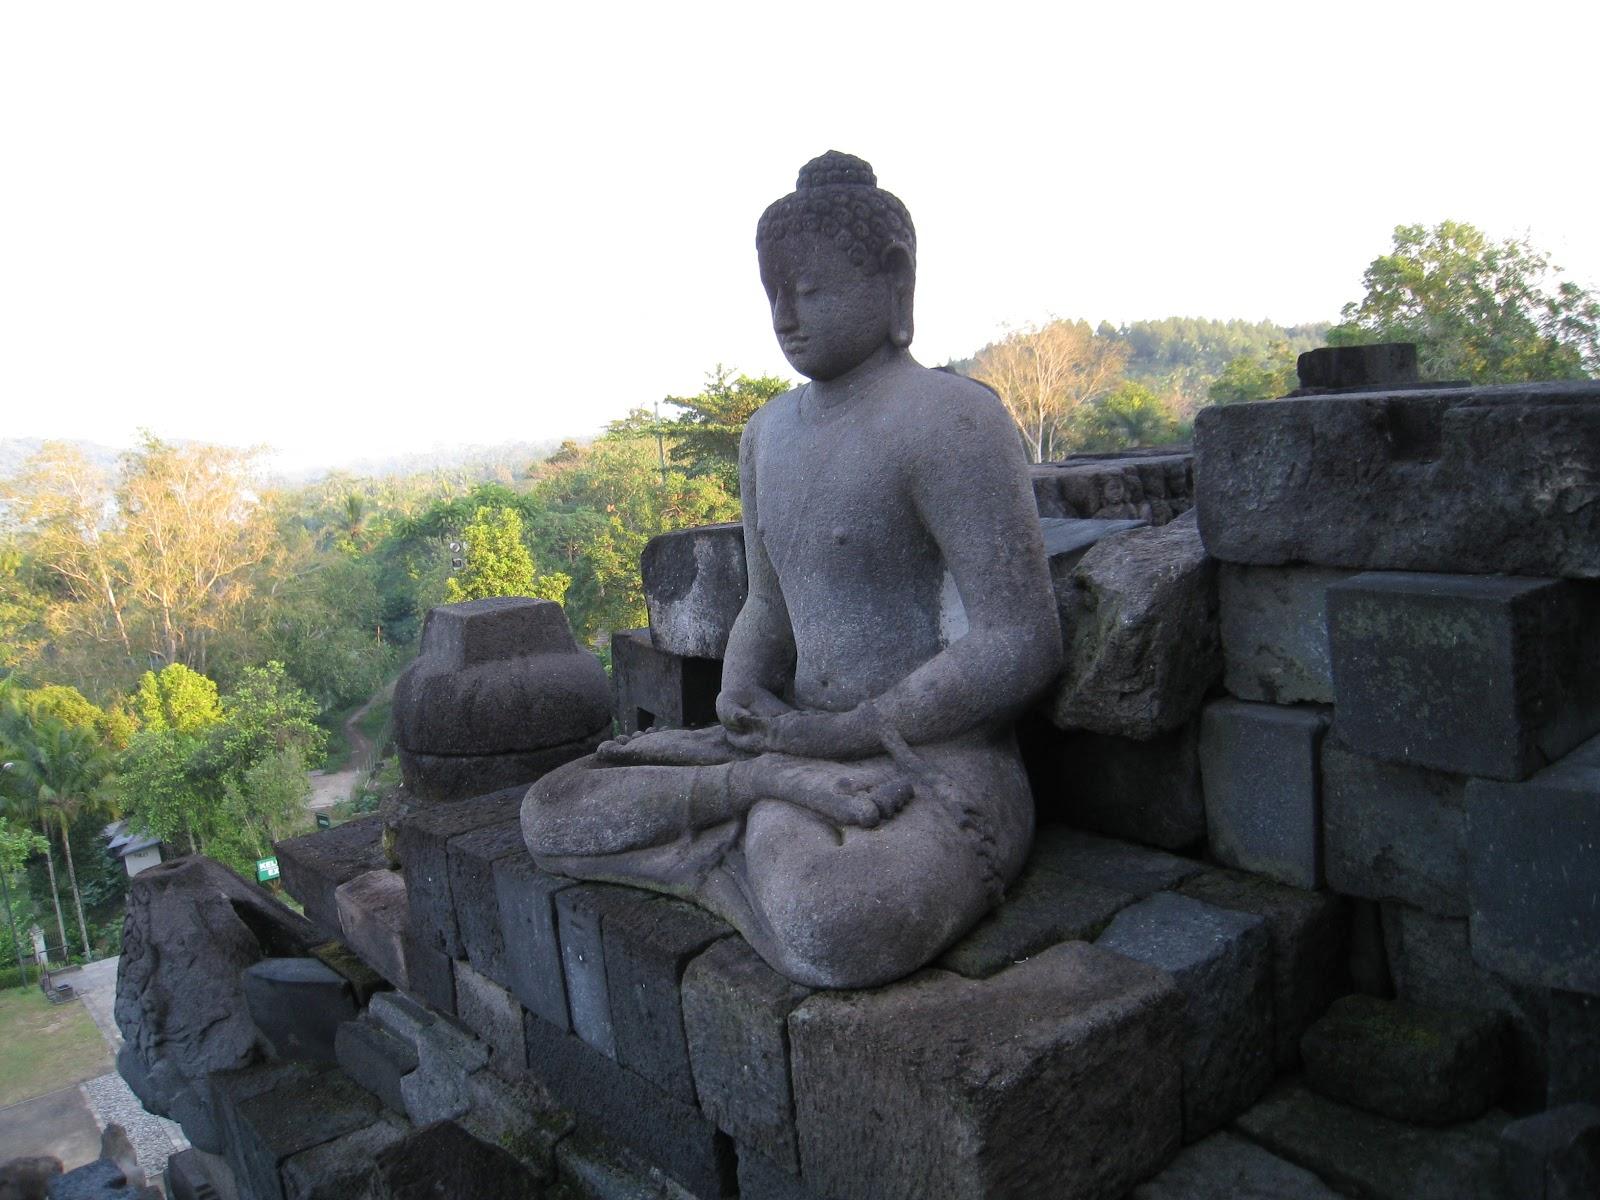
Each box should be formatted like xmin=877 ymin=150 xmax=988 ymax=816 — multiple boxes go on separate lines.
xmin=0 ymin=702 xmax=71 ymax=961
xmin=20 ymin=720 xmax=116 ymax=960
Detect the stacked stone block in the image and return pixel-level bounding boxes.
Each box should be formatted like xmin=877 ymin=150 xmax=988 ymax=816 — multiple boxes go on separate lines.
xmin=1195 ymin=378 xmax=1600 ymax=1130
xmin=271 ymin=792 xmax=1329 ymax=1198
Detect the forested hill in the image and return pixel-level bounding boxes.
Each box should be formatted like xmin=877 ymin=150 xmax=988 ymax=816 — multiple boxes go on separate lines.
xmin=943 ymin=316 xmax=1329 ymax=383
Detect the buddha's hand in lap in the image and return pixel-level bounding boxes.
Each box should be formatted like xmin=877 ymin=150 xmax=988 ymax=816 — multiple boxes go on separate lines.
xmin=595 ymin=723 xmax=739 ymax=766
xmin=718 ymin=686 xmax=883 ymax=761
xmin=732 ymin=753 xmax=914 ymax=830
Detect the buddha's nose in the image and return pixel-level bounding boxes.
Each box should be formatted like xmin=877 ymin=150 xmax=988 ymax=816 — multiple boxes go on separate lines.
xmin=772 ymin=292 xmax=798 ymax=332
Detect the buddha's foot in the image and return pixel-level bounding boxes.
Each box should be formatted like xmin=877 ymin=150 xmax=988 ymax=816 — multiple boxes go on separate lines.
xmin=595 ymin=724 xmax=737 ymax=767
xmin=737 ymin=755 xmax=914 ymax=829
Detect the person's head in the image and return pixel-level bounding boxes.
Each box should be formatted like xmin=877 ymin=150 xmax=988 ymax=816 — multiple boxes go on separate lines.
xmin=756 ymin=152 xmax=917 ymax=380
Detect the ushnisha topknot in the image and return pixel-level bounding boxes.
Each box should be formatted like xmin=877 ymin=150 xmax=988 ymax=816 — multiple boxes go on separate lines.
xmin=757 ymin=150 xmax=916 ymax=275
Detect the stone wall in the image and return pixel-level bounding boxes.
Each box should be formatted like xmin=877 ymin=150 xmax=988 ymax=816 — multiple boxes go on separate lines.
xmin=106 ymin=405 xmax=1600 ymax=1199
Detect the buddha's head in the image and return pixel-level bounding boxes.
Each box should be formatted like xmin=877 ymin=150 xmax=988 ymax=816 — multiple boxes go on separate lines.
xmin=756 ymin=152 xmax=917 ymax=381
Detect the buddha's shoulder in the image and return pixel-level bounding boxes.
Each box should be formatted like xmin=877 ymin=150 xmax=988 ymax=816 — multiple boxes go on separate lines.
xmin=901 ymin=367 xmax=1013 ymax=431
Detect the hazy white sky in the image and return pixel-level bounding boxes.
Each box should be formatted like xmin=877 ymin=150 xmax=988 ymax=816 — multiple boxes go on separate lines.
xmin=4 ymin=2 xmax=1597 ymax=471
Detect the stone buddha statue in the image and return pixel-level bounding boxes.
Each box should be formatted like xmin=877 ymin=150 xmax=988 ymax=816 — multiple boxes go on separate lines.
xmin=522 ymin=152 xmax=1063 ymax=988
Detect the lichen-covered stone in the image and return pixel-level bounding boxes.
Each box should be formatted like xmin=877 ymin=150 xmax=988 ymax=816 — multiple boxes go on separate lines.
xmin=682 ymin=938 xmax=813 ymax=1172
xmin=1200 ymin=700 xmax=1329 ymax=888
xmin=640 ymin=522 xmax=749 ymax=660
xmin=790 ymin=942 xmax=1182 ymax=1200
xmin=1050 ymin=512 xmax=1221 ymax=739
xmin=1322 ymin=741 xmax=1469 ymax=917
xmin=1097 ymin=892 xmax=1273 ymax=1139
xmin=1300 ymin=995 xmax=1506 ymax=1125
xmin=1328 ymin=572 xmax=1600 ymax=781
xmin=1219 ymin=564 xmax=1356 ymax=705
xmin=1236 ymin=1082 xmax=1511 ymax=1200
xmin=1467 ymin=733 xmax=1600 ymax=995
xmin=1176 ymin=868 xmax=1349 ymax=1069
xmin=114 ymin=857 xmax=321 ymax=1153
xmin=1194 ymin=382 xmax=1600 ymax=578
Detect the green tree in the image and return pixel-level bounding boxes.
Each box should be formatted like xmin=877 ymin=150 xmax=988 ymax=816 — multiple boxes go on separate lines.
xmin=2 ymin=716 xmax=116 ymax=958
xmin=119 ymin=662 xmax=323 ymax=876
xmin=1207 ymin=342 xmax=1300 ymax=405
xmin=0 ymin=817 xmax=48 ymax=983
xmin=1328 ymin=221 xmax=1600 ymax=383
xmin=444 ymin=506 xmax=571 ymax=606
xmin=134 ymin=663 xmax=223 ymax=735
xmin=1082 ymin=381 xmax=1182 ymax=450
xmin=662 ymin=367 xmax=791 ymax=495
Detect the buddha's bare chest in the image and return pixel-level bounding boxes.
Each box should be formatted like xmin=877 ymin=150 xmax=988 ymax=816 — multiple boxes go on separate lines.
xmin=752 ymin=415 xmax=933 ymax=588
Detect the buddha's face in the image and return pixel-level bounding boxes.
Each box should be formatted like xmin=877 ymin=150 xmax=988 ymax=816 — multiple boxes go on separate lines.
xmin=759 ymin=233 xmax=896 ymax=381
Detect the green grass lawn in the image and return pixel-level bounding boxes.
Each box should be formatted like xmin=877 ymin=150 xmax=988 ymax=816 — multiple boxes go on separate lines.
xmin=0 ymin=986 xmax=112 ymax=1109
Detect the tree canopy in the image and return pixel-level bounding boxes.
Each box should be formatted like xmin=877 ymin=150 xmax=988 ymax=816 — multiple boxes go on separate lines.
xmin=1328 ymin=221 xmax=1600 ymax=383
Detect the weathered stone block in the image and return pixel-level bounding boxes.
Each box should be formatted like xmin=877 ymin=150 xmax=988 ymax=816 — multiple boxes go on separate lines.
xmin=1175 ymin=868 xmax=1348 ymax=1069
xmin=1129 ymin=1131 xmax=1347 ymax=1200
xmin=610 ymin=627 xmax=722 ymax=734
xmin=211 ymin=1061 xmax=320 ymax=1177
xmin=683 ymin=938 xmax=814 ymax=1173
xmin=555 ymin=883 xmax=655 ymax=1060
xmin=334 ymin=869 xmax=409 ymax=988
xmin=393 ymin=596 xmax=610 ymax=755
xmin=399 ymin=1011 xmax=490 ymax=1127
xmin=491 ymin=855 xmax=575 ymax=1032
xmin=163 ymin=1150 xmax=218 ymax=1200
xmin=1029 ymin=451 xmax=1194 ymax=524
xmin=523 ymin=1012 xmax=738 ymax=1199
xmin=452 ymin=959 xmax=526 ymax=1081
xmin=334 ymin=1017 xmax=417 ymax=1116
xmin=368 ymin=989 xmax=436 ymax=1048
xmin=279 ymin=1115 xmax=408 ymax=1200
xmin=1499 ymin=1103 xmax=1600 ymax=1200
xmin=939 ymin=827 xmax=1200 ymax=980
xmin=399 ymin=739 xmax=603 ymax=808
xmin=1050 ymin=512 xmax=1221 ymax=740
xmin=1194 ymin=382 xmax=1600 ymax=578
xmin=641 ymin=522 xmax=749 ymax=660
xmin=1329 ymin=572 xmax=1600 ymax=780
xmin=395 ymin=786 xmax=522 ymax=959
xmin=1219 ymin=564 xmax=1356 ymax=705
xmin=1467 ymin=734 xmax=1600 ymax=994
xmin=275 ymin=816 xmax=387 ymax=938
xmin=790 ymin=942 xmax=1183 ymax=1200
xmin=1381 ymin=902 xmax=1548 ymax=1110
xmin=241 ymin=958 xmax=358 ymax=1066
xmin=1302 ymin=995 xmax=1506 ymax=1125
xmin=1550 ymin=990 xmax=1600 ymax=1108
xmin=1297 ymin=342 xmax=1419 ymax=390
xmin=1097 ymin=892 xmax=1273 ymax=1139
xmin=445 ymin=820 xmax=525 ymax=985
xmin=368 ymin=1121 xmax=548 ymax=1200
xmin=735 ymin=1147 xmax=821 ymax=1200
xmin=227 ymin=1067 xmax=382 ymax=1200
xmin=399 ymin=929 xmax=454 ymax=1015
xmin=1200 ymin=699 xmax=1329 ymax=888
xmin=603 ymin=896 xmax=729 ymax=1105
xmin=116 ymin=857 xmax=322 ymax=1154
xmin=1323 ymin=740 xmax=1469 ymax=917
xmin=1236 ymin=1082 xmax=1511 ymax=1200
xmin=1041 ymin=720 xmax=1204 ymax=850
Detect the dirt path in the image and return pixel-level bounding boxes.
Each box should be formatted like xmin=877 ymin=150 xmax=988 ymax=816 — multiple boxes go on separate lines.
xmin=307 ymin=682 xmax=392 ymax=812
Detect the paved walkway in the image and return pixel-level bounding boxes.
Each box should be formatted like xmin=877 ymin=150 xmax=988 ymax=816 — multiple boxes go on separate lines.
xmin=0 ymin=957 xmax=190 ymax=1185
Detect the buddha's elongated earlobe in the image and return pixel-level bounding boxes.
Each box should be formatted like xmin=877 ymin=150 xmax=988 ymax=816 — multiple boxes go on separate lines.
xmin=884 ymin=243 xmax=915 ymax=349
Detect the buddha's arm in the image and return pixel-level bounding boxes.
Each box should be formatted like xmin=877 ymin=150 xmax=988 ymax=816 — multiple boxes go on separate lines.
xmin=718 ymin=407 xmax=797 ymax=708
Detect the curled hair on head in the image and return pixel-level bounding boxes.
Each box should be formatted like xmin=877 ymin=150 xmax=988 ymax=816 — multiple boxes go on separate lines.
xmin=757 ymin=151 xmax=916 ymax=275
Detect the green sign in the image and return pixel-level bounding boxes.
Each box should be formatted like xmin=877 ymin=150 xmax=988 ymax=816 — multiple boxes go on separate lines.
xmin=256 ymin=856 xmax=280 ymax=883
